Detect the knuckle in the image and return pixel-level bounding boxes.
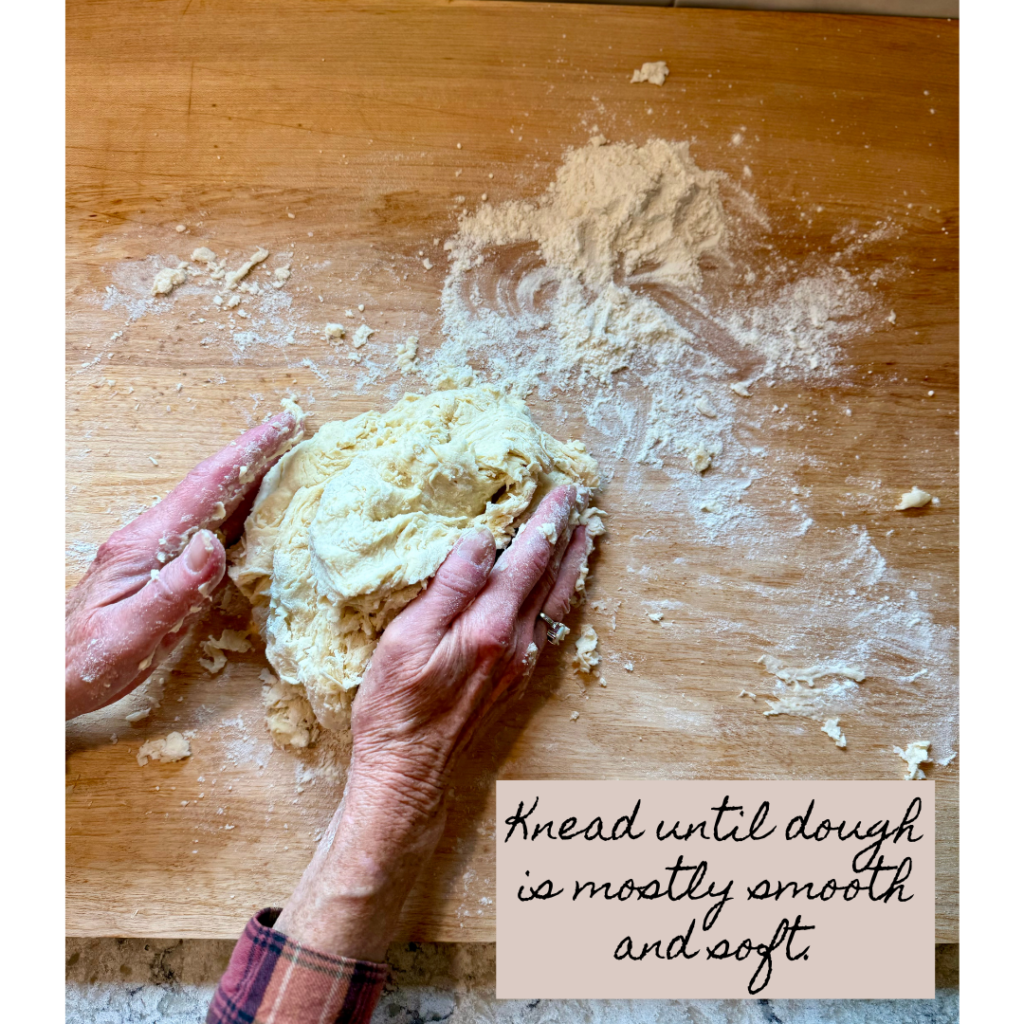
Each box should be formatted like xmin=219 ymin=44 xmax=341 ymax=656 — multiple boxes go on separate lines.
xmin=473 ymin=619 xmax=515 ymax=663
xmin=94 ymin=535 xmax=128 ymax=568
xmin=436 ymin=563 xmax=485 ymax=601
xmin=549 ymin=593 xmax=572 ymax=623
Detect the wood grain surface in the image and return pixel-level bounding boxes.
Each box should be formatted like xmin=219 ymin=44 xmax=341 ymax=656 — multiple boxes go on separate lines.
xmin=66 ymin=0 xmax=958 ymax=942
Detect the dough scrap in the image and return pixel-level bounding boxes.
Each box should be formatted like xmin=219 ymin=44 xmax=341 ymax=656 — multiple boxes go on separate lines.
xmin=199 ymin=629 xmax=252 ymax=674
xmin=230 ymin=386 xmax=602 ymax=733
xmin=353 ymin=324 xmax=375 ymax=349
xmin=573 ymin=624 xmax=601 ymax=674
xmin=821 ymin=717 xmax=847 ymax=748
xmin=894 ymin=739 xmax=931 ymax=780
xmin=136 ymin=731 xmax=191 ymax=766
xmin=152 ymin=264 xmax=187 ymax=296
xmin=895 ymin=486 xmax=933 ymax=510
xmin=396 ymin=335 xmax=419 ymax=374
xmin=631 ymin=61 xmax=669 ymax=86
xmin=759 ymin=654 xmax=865 ymax=687
xmin=224 ymin=248 xmax=269 ymax=290
xmin=690 ymin=444 xmax=713 ymax=474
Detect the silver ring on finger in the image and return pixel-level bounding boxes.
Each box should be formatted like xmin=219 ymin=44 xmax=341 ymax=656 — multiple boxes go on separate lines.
xmin=539 ymin=611 xmax=570 ymax=646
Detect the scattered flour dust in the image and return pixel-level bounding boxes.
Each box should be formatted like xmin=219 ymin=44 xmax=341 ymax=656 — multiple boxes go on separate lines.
xmin=85 ymin=132 xmax=955 ymax=776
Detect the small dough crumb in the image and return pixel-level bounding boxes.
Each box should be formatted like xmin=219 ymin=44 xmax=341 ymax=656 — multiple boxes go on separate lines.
xmin=689 ymin=444 xmax=713 ymax=474
xmin=396 ymin=335 xmax=419 ymax=374
xmin=821 ymin=717 xmax=847 ymax=748
xmin=224 ymin=248 xmax=269 ymax=290
xmin=647 ymin=612 xmax=663 ymax=623
xmin=730 ymin=381 xmax=751 ymax=398
xmin=191 ymin=246 xmax=217 ymax=264
xmin=539 ymin=522 xmax=558 ymax=546
xmin=631 ymin=61 xmax=669 ymax=86
xmin=695 ymin=396 xmax=717 ymax=419
xmin=573 ymin=624 xmax=601 ymax=674
xmin=325 ymin=323 xmax=346 ymax=341
xmin=570 ymin=710 xmax=580 ymax=722
xmin=523 ymin=642 xmax=540 ymax=672
xmin=895 ymin=486 xmax=933 ymax=510
xmin=137 ymin=731 xmax=191 ymax=766
xmin=352 ymin=324 xmax=375 ymax=349
xmin=894 ymin=740 xmax=931 ymax=780
xmin=152 ymin=265 xmax=187 ymax=296
xmin=199 ymin=629 xmax=252 ymax=674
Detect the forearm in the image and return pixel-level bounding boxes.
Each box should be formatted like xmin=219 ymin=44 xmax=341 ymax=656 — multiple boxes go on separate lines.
xmin=275 ymin=769 xmax=446 ymax=962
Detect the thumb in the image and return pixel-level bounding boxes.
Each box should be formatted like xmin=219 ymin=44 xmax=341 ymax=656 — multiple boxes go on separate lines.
xmin=113 ymin=530 xmax=226 ymax=669
xmin=389 ymin=530 xmax=496 ymax=646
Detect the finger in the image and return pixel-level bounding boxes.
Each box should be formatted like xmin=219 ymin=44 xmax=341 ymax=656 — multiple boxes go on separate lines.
xmin=381 ymin=530 xmax=496 ymax=657
xmin=533 ymin=525 xmax=590 ymax=652
xmin=516 ymin=518 xmax=575 ymax=629
xmin=499 ymin=525 xmax=580 ymax=705
xmin=542 ymin=525 xmax=590 ymax=626
xmin=217 ymin=453 xmax=282 ymax=547
xmin=66 ymin=531 xmax=226 ymax=717
xmin=470 ymin=485 xmax=576 ymax=624
xmin=84 ymin=598 xmax=213 ymax=717
xmin=114 ymin=410 xmax=304 ymax=571
xmin=111 ymin=530 xmax=225 ymax=674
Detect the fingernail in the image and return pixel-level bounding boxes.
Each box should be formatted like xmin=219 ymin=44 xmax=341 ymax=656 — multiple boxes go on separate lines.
xmin=185 ymin=531 xmax=213 ymax=573
xmin=459 ymin=529 xmax=494 ymax=567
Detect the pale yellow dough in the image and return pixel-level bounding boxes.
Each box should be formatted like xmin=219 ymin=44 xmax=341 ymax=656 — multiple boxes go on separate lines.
xmin=573 ymin=624 xmax=601 ymax=674
xmin=230 ymin=386 xmax=602 ymax=737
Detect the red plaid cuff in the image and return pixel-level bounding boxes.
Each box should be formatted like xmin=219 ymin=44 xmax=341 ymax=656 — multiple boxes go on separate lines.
xmin=206 ymin=908 xmax=388 ymax=1024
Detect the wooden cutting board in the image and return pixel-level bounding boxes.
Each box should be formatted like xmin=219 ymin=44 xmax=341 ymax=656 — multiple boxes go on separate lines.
xmin=66 ymin=0 xmax=958 ymax=942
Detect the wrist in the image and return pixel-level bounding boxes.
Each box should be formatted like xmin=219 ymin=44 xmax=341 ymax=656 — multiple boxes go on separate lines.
xmin=345 ymin=754 xmax=449 ymax=832
xmin=274 ymin=770 xmax=447 ymax=962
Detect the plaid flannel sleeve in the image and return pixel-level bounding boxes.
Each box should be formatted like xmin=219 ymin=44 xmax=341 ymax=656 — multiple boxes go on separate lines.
xmin=206 ymin=909 xmax=388 ymax=1024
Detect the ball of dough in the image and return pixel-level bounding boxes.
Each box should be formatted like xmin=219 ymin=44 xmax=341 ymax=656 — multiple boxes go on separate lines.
xmin=229 ymin=386 xmax=602 ymax=736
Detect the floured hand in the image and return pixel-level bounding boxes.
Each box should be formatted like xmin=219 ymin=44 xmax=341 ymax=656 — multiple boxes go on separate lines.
xmin=274 ymin=484 xmax=594 ymax=961
xmin=65 ymin=411 xmax=303 ymax=719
